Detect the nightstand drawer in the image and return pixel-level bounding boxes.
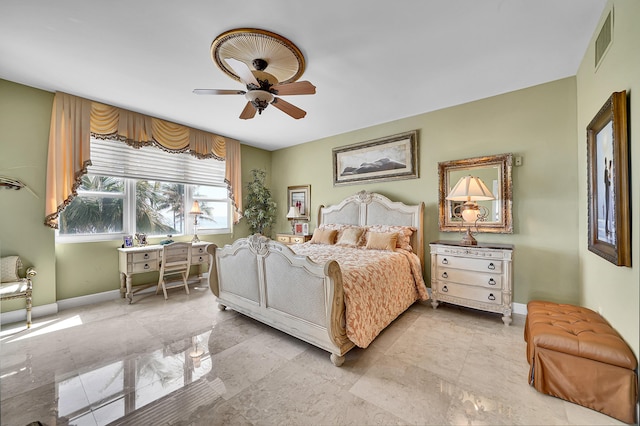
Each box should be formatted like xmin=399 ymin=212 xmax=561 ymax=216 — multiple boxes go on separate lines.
xmin=436 ymin=281 xmax=502 ymax=305
xmin=276 ymin=233 xmax=311 ymax=245
xmin=437 ymin=268 xmax=502 ymax=289
xmin=276 ymin=235 xmax=291 ymax=244
xmin=437 ymin=255 xmax=503 ymax=273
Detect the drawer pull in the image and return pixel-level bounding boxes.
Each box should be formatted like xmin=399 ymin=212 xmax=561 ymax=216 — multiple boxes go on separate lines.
xmin=488 ymin=278 xmax=496 ymax=286
xmin=441 ymin=272 xmax=448 ymax=279
xmin=487 ymin=262 xmax=495 ymax=270
xmin=442 ymin=285 xmax=448 ymax=292
xmin=441 ymin=258 xmax=448 ymax=265
xmin=199 ymin=257 xmax=204 ymax=262
xmin=198 ymin=248 xmax=204 ymax=253
xmin=144 ymin=264 xmax=150 ymax=270
xmin=488 ymin=293 xmax=496 ymax=301
xmin=144 ymin=253 xmax=149 ymax=260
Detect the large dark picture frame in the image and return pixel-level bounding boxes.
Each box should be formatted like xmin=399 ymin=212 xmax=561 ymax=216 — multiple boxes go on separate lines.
xmin=587 ymin=90 xmax=630 ymax=266
xmin=333 ymin=130 xmax=418 ymax=186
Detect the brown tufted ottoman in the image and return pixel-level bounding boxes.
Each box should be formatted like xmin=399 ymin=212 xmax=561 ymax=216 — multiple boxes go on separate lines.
xmin=525 ymin=300 xmax=638 ymax=424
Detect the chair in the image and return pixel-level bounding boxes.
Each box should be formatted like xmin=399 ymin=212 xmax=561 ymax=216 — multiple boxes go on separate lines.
xmin=1 ymin=256 xmax=37 ymax=328
xmin=156 ymin=242 xmax=192 ymax=300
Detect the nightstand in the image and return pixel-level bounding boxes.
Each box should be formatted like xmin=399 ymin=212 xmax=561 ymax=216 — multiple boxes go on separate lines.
xmin=429 ymin=240 xmax=514 ymax=325
xmin=276 ymin=233 xmax=312 ymax=245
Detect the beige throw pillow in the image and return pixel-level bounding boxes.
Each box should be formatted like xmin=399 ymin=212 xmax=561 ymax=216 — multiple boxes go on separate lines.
xmin=336 ymin=227 xmax=364 ymax=247
xmin=365 ymin=232 xmax=397 ymax=251
xmin=310 ymin=228 xmax=337 ymax=245
xmin=1 ymin=256 xmax=22 ymax=283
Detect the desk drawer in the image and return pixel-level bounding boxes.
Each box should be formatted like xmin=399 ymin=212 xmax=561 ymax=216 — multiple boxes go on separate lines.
xmin=132 ymin=260 xmax=158 ymax=273
xmin=132 ymin=251 xmax=158 ymax=263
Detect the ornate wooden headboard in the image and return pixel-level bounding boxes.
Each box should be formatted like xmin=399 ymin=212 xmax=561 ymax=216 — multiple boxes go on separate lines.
xmin=317 ymin=190 xmax=425 ymax=266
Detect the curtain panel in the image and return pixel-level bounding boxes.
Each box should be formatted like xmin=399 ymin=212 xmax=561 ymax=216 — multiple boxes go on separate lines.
xmin=45 ymin=92 xmax=243 ymax=228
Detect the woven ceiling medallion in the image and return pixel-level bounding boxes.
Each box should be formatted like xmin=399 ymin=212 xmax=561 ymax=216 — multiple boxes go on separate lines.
xmin=210 ymin=28 xmax=306 ymax=85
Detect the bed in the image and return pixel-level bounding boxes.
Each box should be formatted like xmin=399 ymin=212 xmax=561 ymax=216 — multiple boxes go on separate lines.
xmin=206 ymin=190 xmax=427 ymax=366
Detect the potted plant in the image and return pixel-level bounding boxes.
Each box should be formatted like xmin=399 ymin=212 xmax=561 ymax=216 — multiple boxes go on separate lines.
xmin=243 ymin=169 xmax=277 ymax=235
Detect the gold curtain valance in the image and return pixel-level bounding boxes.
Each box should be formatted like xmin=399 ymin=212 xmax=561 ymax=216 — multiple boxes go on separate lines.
xmin=45 ymin=92 xmax=243 ymax=228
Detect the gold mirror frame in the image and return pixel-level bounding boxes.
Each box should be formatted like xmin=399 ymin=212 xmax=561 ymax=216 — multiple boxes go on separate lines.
xmin=438 ymin=153 xmax=513 ymax=234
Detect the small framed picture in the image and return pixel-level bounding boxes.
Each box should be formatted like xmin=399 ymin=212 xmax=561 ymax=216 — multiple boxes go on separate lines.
xmin=123 ymin=235 xmax=134 ymax=248
xmin=302 ymin=223 xmax=309 ymax=236
xmin=287 ymin=185 xmax=311 ymax=221
xmin=294 ymin=223 xmax=304 ymax=235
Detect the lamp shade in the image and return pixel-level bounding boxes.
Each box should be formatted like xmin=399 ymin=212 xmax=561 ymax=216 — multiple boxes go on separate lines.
xmin=446 ymin=176 xmax=495 ymax=201
xmin=189 ymin=200 xmax=202 ymax=215
xmin=286 ymin=206 xmax=301 ymax=219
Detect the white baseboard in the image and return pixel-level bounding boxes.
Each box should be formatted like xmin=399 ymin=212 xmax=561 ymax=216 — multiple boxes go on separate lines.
xmin=1 ymin=302 xmax=58 ymax=326
xmin=513 ymin=302 xmax=527 ymax=316
xmin=56 ymin=289 xmax=122 ymax=310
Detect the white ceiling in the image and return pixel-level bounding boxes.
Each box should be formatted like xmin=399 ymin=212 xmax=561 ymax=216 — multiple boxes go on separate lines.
xmin=0 ymin=1 xmax=606 ymax=151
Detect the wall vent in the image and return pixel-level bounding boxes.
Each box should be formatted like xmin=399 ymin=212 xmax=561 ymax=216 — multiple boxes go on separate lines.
xmin=595 ymin=10 xmax=613 ymax=69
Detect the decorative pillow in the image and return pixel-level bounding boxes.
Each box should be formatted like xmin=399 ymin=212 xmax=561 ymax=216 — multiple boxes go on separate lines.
xmin=310 ymin=228 xmax=337 ymax=245
xmin=366 ymin=225 xmax=415 ymax=252
xmin=318 ymin=223 xmax=363 ymax=244
xmin=335 ymin=227 xmax=365 ymax=247
xmin=1 ymin=256 xmax=22 ymax=283
xmin=365 ymin=232 xmax=398 ymax=251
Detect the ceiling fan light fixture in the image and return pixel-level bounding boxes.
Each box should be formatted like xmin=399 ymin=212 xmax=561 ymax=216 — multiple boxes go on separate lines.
xmin=245 ymin=90 xmax=274 ymax=114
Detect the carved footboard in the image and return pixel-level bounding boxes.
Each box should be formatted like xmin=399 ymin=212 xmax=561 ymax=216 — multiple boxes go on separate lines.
xmin=206 ymin=235 xmax=354 ymax=366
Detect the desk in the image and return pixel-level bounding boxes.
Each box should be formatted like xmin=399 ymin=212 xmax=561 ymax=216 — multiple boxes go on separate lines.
xmin=117 ymin=242 xmax=210 ymax=303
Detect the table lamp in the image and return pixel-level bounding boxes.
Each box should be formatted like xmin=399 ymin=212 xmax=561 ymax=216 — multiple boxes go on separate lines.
xmin=446 ymin=175 xmax=495 ymax=245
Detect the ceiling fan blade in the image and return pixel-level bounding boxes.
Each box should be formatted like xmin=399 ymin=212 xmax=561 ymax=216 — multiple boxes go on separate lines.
xmin=239 ymin=101 xmax=257 ymax=120
xmin=271 ymin=98 xmax=307 ymax=119
xmin=193 ymin=89 xmax=245 ymax=95
xmin=272 ymin=81 xmax=316 ymax=96
xmin=225 ymin=58 xmax=260 ymax=87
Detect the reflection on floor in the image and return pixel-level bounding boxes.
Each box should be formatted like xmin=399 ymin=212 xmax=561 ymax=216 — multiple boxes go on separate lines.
xmin=1 ymin=283 xmax=625 ymax=425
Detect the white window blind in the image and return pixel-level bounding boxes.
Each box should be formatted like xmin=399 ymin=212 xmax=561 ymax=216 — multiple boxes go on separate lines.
xmin=88 ymin=138 xmax=226 ymax=187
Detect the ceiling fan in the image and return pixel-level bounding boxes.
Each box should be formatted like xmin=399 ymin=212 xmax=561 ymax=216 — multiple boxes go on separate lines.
xmin=193 ymin=57 xmax=316 ymax=120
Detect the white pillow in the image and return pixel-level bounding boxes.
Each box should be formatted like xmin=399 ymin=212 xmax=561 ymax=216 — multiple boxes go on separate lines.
xmin=1 ymin=256 xmax=22 ymax=283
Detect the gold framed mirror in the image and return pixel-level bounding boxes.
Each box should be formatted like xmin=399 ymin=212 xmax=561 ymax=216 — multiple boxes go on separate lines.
xmin=438 ymin=153 xmax=513 ymax=233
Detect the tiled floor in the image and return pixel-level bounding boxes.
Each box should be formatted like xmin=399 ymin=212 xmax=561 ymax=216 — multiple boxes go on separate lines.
xmin=0 ymin=283 xmax=627 ymax=425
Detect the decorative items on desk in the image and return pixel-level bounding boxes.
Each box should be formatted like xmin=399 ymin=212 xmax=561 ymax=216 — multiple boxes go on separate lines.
xmin=446 ymin=175 xmax=495 ymax=245
xmin=123 ymin=235 xmax=134 ymax=248
xmin=135 ymin=233 xmax=148 ymax=246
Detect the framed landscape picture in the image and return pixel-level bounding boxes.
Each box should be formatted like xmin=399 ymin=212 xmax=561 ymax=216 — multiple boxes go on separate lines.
xmin=333 ymin=130 xmax=418 ymax=186
xmin=586 ymin=91 xmax=630 ymax=266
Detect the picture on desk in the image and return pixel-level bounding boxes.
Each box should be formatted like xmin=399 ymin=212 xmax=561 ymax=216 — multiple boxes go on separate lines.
xmin=123 ymin=235 xmax=134 ymax=248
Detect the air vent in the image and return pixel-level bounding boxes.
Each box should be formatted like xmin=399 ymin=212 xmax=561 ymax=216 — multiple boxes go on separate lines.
xmin=595 ymin=10 xmax=612 ymax=69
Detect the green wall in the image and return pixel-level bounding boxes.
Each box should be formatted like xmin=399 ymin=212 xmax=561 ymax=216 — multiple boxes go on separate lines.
xmin=0 ymin=79 xmax=271 ymax=306
xmin=0 ymin=81 xmax=56 ymax=310
xmin=272 ymin=77 xmax=580 ymax=305
xmin=576 ymin=0 xmax=639 ymax=357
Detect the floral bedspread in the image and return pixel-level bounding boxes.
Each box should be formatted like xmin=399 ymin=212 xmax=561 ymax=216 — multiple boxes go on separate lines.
xmin=291 ymin=243 xmax=429 ymax=348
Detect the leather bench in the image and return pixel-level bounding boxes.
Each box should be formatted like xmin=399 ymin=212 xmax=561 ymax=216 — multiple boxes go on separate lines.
xmin=524 ymin=300 xmax=637 ymax=424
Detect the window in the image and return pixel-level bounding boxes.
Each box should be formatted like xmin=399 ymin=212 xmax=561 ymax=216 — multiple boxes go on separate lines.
xmin=57 ymin=138 xmax=230 ymax=243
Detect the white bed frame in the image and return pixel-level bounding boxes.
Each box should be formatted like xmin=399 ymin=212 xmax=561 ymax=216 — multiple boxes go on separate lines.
xmin=206 ymin=191 xmax=424 ymax=366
